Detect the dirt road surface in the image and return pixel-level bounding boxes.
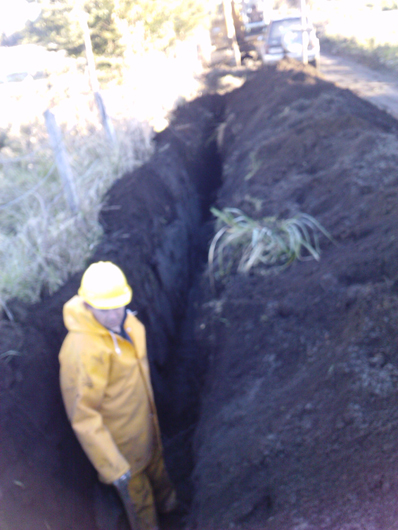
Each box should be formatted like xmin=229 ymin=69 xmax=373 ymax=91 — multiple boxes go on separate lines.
xmin=320 ymin=52 xmax=398 ymax=120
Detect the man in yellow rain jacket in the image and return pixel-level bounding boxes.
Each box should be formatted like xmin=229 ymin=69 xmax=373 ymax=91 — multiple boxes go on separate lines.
xmin=59 ymin=261 xmax=177 ymax=530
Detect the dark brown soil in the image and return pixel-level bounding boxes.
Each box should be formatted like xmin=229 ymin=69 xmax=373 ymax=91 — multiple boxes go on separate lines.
xmin=2 ymin=59 xmax=398 ymax=530
xmin=188 ymin=61 xmax=398 ymax=530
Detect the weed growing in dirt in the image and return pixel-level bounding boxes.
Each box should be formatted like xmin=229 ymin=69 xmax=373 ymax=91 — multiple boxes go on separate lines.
xmin=0 ymin=120 xmax=153 ymax=308
xmin=208 ymin=207 xmax=333 ymax=289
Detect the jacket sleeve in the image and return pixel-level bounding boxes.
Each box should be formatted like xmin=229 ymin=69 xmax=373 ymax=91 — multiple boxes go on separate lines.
xmin=60 ymin=336 xmax=130 ymax=484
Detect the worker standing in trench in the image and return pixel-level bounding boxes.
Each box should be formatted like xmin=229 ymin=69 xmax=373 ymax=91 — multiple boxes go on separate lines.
xmin=59 ymin=261 xmax=177 ymax=530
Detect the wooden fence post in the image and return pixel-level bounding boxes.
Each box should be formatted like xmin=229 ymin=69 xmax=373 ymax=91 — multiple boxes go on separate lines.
xmin=44 ymin=109 xmax=80 ymax=214
xmin=79 ymin=10 xmax=117 ymax=145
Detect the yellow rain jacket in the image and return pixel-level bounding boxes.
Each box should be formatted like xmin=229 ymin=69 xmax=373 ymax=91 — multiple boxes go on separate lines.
xmin=59 ymin=295 xmax=161 ymax=484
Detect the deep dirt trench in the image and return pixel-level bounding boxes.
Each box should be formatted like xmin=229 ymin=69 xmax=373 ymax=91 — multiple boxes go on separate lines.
xmin=2 ymin=59 xmax=398 ymax=530
xmin=0 ymin=92 xmax=227 ymax=530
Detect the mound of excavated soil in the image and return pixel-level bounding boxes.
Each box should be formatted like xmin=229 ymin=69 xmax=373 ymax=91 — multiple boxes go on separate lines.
xmin=188 ymin=60 xmax=398 ymax=530
xmin=1 ymin=59 xmax=398 ymax=530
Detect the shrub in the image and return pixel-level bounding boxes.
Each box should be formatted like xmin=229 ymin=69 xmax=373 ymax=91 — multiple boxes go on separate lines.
xmin=208 ymin=207 xmax=334 ymax=289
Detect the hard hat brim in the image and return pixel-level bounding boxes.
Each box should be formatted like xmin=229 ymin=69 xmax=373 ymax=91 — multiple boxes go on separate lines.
xmin=78 ymin=285 xmax=132 ymax=309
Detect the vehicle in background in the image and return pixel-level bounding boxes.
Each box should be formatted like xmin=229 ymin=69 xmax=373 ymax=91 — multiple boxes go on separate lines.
xmin=260 ymin=15 xmax=320 ymax=68
xmin=238 ymin=2 xmax=269 ymax=64
xmin=209 ymin=0 xmax=270 ymax=65
xmin=238 ymin=27 xmax=267 ymax=65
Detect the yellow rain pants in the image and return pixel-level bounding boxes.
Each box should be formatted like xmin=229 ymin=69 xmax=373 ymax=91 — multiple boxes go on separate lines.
xmin=127 ymin=438 xmax=177 ymax=530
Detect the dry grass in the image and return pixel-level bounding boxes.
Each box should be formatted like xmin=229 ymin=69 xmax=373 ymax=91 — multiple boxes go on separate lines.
xmin=0 ymin=119 xmax=153 ymax=307
xmin=0 ymin=44 xmax=203 ymax=309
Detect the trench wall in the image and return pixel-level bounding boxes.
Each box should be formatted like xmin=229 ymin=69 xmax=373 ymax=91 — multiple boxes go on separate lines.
xmin=0 ymin=93 xmax=224 ymax=529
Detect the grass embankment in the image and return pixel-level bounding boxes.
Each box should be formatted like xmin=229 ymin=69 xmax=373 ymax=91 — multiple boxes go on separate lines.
xmin=0 ymin=49 xmax=202 ymax=314
xmin=315 ymin=4 xmax=398 ymax=72
xmin=0 ymin=117 xmax=153 ymax=314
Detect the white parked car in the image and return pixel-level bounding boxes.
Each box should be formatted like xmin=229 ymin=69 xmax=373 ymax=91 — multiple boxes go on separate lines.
xmin=260 ymin=15 xmax=320 ymax=68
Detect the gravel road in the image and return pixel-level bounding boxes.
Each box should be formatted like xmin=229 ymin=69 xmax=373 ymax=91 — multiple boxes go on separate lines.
xmin=320 ymin=52 xmax=398 ymax=119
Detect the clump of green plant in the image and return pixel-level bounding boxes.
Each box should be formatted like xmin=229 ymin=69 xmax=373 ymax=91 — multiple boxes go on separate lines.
xmin=208 ymin=207 xmax=333 ymax=288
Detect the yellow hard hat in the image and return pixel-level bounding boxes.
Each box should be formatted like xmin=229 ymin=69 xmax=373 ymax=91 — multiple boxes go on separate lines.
xmin=78 ymin=261 xmax=132 ymax=309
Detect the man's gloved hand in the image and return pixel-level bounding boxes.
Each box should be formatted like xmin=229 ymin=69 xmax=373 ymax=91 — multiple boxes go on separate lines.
xmin=113 ymin=470 xmax=132 ymax=491
xmin=113 ymin=470 xmax=142 ymax=530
